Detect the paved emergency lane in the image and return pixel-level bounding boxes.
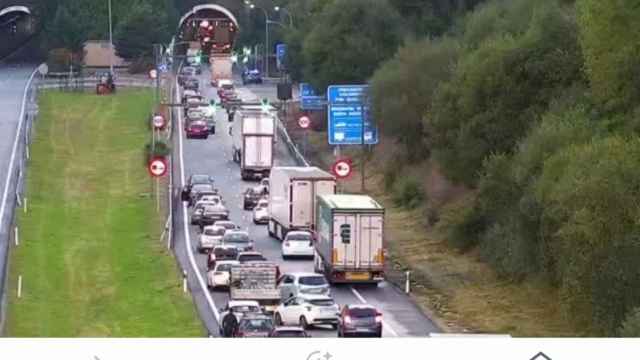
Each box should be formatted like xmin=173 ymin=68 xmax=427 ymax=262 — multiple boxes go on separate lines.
xmin=175 ymin=68 xmax=440 ymax=337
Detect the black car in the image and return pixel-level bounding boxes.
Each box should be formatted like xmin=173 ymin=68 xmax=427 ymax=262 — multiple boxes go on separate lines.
xmin=183 ymin=183 xmax=216 ymax=205
xmin=242 ymin=69 xmax=263 ymax=85
xmin=208 ymin=245 xmax=239 ymax=270
xmin=338 ymin=305 xmax=382 ymax=338
xmin=178 ymin=67 xmax=197 ymax=85
xmin=191 ymin=203 xmax=230 ymax=227
xmin=243 ymin=186 xmax=267 ymax=210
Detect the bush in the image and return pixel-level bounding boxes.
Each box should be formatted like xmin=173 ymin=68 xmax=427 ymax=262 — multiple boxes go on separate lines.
xmin=145 ymin=140 xmax=171 ymax=163
xmin=392 ymin=177 xmax=425 ymax=210
xmin=441 ymin=200 xmax=485 ymax=252
xmin=619 ymin=308 xmax=640 ymax=337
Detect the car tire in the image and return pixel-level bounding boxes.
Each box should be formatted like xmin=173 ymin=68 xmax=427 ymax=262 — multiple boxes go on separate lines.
xmin=282 ymin=254 xmax=288 ymax=260
xmin=211 ymin=127 xmax=216 ymax=135
xmin=300 ymin=316 xmax=309 ymax=330
xmin=275 ymin=313 xmax=283 ymax=326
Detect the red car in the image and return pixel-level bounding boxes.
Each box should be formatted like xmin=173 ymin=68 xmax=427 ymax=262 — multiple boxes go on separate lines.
xmin=185 ymin=120 xmax=209 ymax=139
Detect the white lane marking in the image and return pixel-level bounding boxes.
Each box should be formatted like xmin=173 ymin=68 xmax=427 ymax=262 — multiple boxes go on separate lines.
xmin=350 ymin=287 xmax=399 ymax=337
xmin=0 ymin=67 xmax=39 ymax=237
xmin=176 ymin=79 xmax=221 ymax=325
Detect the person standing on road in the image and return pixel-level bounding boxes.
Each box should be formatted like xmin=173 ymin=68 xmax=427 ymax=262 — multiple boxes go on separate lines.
xmin=222 ymin=307 xmax=238 ymax=337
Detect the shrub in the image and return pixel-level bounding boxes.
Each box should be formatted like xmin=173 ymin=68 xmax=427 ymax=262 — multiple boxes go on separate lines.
xmin=439 ymin=197 xmax=485 ymax=252
xmin=145 ymin=140 xmax=171 ymax=162
xmin=392 ymin=177 xmax=425 ymax=210
xmin=619 ymin=308 xmax=640 ymax=337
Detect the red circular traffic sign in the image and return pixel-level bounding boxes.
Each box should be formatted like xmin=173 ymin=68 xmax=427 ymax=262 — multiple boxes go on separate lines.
xmin=153 ymin=115 xmax=165 ymax=130
xmin=332 ymin=158 xmax=352 ymax=179
xmin=148 ymin=157 xmax=168 ymax=177
xmin=298 ymin=116 xmax=311 ymax=129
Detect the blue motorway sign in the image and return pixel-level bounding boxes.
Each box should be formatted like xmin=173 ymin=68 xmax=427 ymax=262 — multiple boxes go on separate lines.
xmin=299 ymin=83 xmax=325 ymax=111
xmin=327 ymin=85 xmax=378 ymax=145
xmin=276 ymin=43 xmax=287 ymax=70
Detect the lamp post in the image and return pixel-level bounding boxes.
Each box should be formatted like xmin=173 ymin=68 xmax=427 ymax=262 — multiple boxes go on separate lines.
xmin=274 ymin=6 xmax=293 ymax=27
xmin=249 ymin=3 xmax=270 ymax=77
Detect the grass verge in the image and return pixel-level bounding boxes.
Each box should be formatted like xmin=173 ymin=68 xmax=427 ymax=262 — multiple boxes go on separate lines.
xmin=5 ymin=89 xmax=203 ymax=337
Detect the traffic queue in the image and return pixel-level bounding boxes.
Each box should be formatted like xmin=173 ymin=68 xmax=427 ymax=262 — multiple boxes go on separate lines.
xmin=178 ymin=63 xmax=386 ymax=338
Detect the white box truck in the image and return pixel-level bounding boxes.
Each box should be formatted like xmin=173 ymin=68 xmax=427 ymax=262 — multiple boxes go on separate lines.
xmin=232 ymin=111 xmax=275 ymax=180
xmin=210 ymin=55 xmax=233 ymax=87
xmin=268 ymin=167 xmax=336 ymax=241
xmin=313 ymin=194 xmax=385 ymax=284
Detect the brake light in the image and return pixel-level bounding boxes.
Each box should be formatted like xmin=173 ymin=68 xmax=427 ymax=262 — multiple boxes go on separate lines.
xmin=375 ymin=313 xmax=383 ymax=323
xmin=344 ymin=315 xmax=352 ymax=324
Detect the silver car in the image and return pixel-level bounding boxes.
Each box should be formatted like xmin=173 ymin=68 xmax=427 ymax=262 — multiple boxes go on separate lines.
xmin=277 ymin=273 xmax=330 ymax=300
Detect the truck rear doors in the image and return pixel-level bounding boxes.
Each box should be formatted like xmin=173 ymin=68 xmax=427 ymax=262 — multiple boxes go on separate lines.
xmin=290 ymin=180 xmax=335 ymax=228
xmin=332 ymin=214 xmax=383 ymax=270
xmin=243 ymin=136 xmax=273 ymax=169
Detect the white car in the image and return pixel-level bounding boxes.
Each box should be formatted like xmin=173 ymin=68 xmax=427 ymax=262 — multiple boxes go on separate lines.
xmin=277 ymin=273 xmax=330 ymax=300
xmin=198 ymin=194 xmax=223 ymax=205
xmin=274 ymin=295 xmax=339 ymax=330
xmin=253 ymin=199 xmax=269 ymax=224
xmin=213 ymin=220 xmax=238 ymax=231
xmin=207 ymin=260 xmax=239 ymax=290
xmin=281 ymin=231 xmax=314 ymax=259
xmin=218 ymin=300 xmax=262 ymax=331
xmin=198 ymin=225 xmax=226 ymax=253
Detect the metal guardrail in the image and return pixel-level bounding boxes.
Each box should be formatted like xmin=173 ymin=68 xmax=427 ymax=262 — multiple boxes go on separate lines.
xmin=37 ymin=77 xmax=156 ymax=90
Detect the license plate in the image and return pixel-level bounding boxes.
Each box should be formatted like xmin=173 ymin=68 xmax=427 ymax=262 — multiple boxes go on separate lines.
xmin=346 ymin=272 xmax=371 ymax=281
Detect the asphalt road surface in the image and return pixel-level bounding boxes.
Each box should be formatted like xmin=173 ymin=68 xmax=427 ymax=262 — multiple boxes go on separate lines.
xmin=0 ymin=63 xmax=36 ymax=327
xmin=173 ymin=68 xmax=439 ymax=337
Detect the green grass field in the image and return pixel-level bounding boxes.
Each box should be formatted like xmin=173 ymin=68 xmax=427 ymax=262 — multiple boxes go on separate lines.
xmin=5 ymin=89 xmax=203 ymax=337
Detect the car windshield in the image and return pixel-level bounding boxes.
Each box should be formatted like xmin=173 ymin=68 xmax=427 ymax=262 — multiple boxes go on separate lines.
xmin=240 ymin=254 xmax=265 ymax=262
xmin=192 ymin=184 xmax=214 ymax=193
xmin=224 ymin=233 xmax=249 ymax=243
xmin=232 ymin=305 xmax=261 ymax=314
xmin=256 ymin=202 xmax=268 ymax=209
xmin=299 ymin=276 xmax=327 ymax=286
xmin=214 ymin=248 xmax=237 ymax=257
xmin=287 ymin=233 xmax=311 ymax=242
xmin=215 ymin=263 xmax=233 ymax=272
xmin=204 ymin=228 xmax=224 ymax=236
xmin=216 ymin=222 xmax=235 ymax=229
xmin=221 ymin=84 xmax=233 ymax=90
xmin=309 ymin=299 xmax=335 ymax=307
xmin=191 ymin=175 xmax=210 ymax=184
xmin=240 ymin=318 xmax=273 ymax=332
xmin=204 ymin=206 xmax=224 ymax=213
xmin=349 ymin=308 xmax=377 ymax=318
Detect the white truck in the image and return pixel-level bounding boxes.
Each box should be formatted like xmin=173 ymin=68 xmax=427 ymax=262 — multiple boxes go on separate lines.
xmin=268 ymin=167 xmax=336 ymax=241
xmin=210 ymin=55 xmax=233 ymax=87
xmin=232 ymin=110 xmax=275 ymax=180
xmin=313 ymin=194 xmax=385 ymax=284
xmin=230 ymin=262 xmax=281 ymax=313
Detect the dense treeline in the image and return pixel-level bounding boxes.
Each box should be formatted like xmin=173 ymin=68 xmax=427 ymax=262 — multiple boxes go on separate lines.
xmin=277 ymin=0 xmax=640 ymax=335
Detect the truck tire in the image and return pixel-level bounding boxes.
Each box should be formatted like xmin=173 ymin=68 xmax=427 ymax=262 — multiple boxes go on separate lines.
xmin=241 ymin=170 xmax=249 ymax=181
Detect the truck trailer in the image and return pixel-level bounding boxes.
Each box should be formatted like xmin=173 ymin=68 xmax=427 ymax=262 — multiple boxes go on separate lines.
xmin=210 ymin=55 xmax=233 ymax=87
xmin=313 ymin=194 xmax=385 ymax=284
xmin=232 ymin=110 xmax=275 ymax=180
xmin=230 ymin=262 xmax=281 ymax=313
xmin=268 ymin=167 xmax=336 ymax=241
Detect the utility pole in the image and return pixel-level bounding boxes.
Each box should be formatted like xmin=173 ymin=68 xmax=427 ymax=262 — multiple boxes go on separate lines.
xmin=108 ymin=0 xmax=114 ymax=75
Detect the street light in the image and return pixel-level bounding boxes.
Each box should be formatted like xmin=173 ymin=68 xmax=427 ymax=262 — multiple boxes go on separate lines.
xmin=108 ymin=0 xmax=114 ymax=75
xmin=274 ymin=6 xmax=294 ymax=27
xmin=246 ymin=3 xmax=271 ymax=77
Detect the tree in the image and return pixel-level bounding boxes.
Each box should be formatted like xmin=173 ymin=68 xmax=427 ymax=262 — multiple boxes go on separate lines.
xmin=114 ymin=3 xmax=170 ymax=61
xmin=302 ymin=0 xmax=403 ymax=90
xmin=429 ymin=0 xmax=582 ymax=185
xmin=48 ymin=3 xmax=89 ymax=53
xmin=370 ymin=37 xmax=460 ymax=159
xmin=576 ymin=0 xmax=640 ymax=111
xmin=620 ymin=308 xmax=640 ymax=337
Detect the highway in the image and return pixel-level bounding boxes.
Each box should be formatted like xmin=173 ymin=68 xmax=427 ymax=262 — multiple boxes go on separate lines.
xmin=0 ymin=63 xmax=35 ymax=327
xmin=172 ymin=68 xmax=439 ymax=337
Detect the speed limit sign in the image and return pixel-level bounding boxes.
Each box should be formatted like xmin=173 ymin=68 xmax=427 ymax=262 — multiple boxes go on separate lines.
xmin=298 ymin=115 xmax=311 ymax=129
xmin=148 ymin=157 xmax=168 ymax=177
xmin=153 ymin=114 xmax=165 ymax=130
xmin=332 ymin=158 xmax=352 ymax=179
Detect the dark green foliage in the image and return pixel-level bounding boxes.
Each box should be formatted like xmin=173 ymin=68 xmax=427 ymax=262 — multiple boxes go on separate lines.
xmin=371 ymin=37 xmax=460 ymax=160
xmin=620 ymin=308 xmax=640 ymax=337
xmin=302 ymin=0 xmax=403 ymax=90
xmin=430 ymin=1 xmax=583 ymax=185
xmin=392 ymin=177 xmax=425 ymax=210
xmin=114 ymin=3 xmax=170 ymax=61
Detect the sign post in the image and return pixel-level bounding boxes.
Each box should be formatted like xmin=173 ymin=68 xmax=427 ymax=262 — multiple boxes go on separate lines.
xmin=298 ymin=115 xmax=311 ymax=158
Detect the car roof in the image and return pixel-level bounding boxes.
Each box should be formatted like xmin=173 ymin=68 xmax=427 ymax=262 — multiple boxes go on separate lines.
xmin=286 ymin=231 xmax=311 ymax=236
xmin=218 ymin=79 xmax=233 ymax=86
xmin=346 ymin=304 xmax=377 ymax=310
xmin=273 ymin=326 xmax=305 ymax=332
xmin=228 ymin=300 xmax=260 ymax=307
xmin=216 ymin=260 xmax=239 ymax=266
xmin=238 ymin=251 xmax=262 ymax=256
xmin=225 ymin=230 xmax=248 ymax=236
xmin=295 ymin=294 xmax=333 ymax=301
xmin=286 ymin=272 xmax=324 ymax=278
